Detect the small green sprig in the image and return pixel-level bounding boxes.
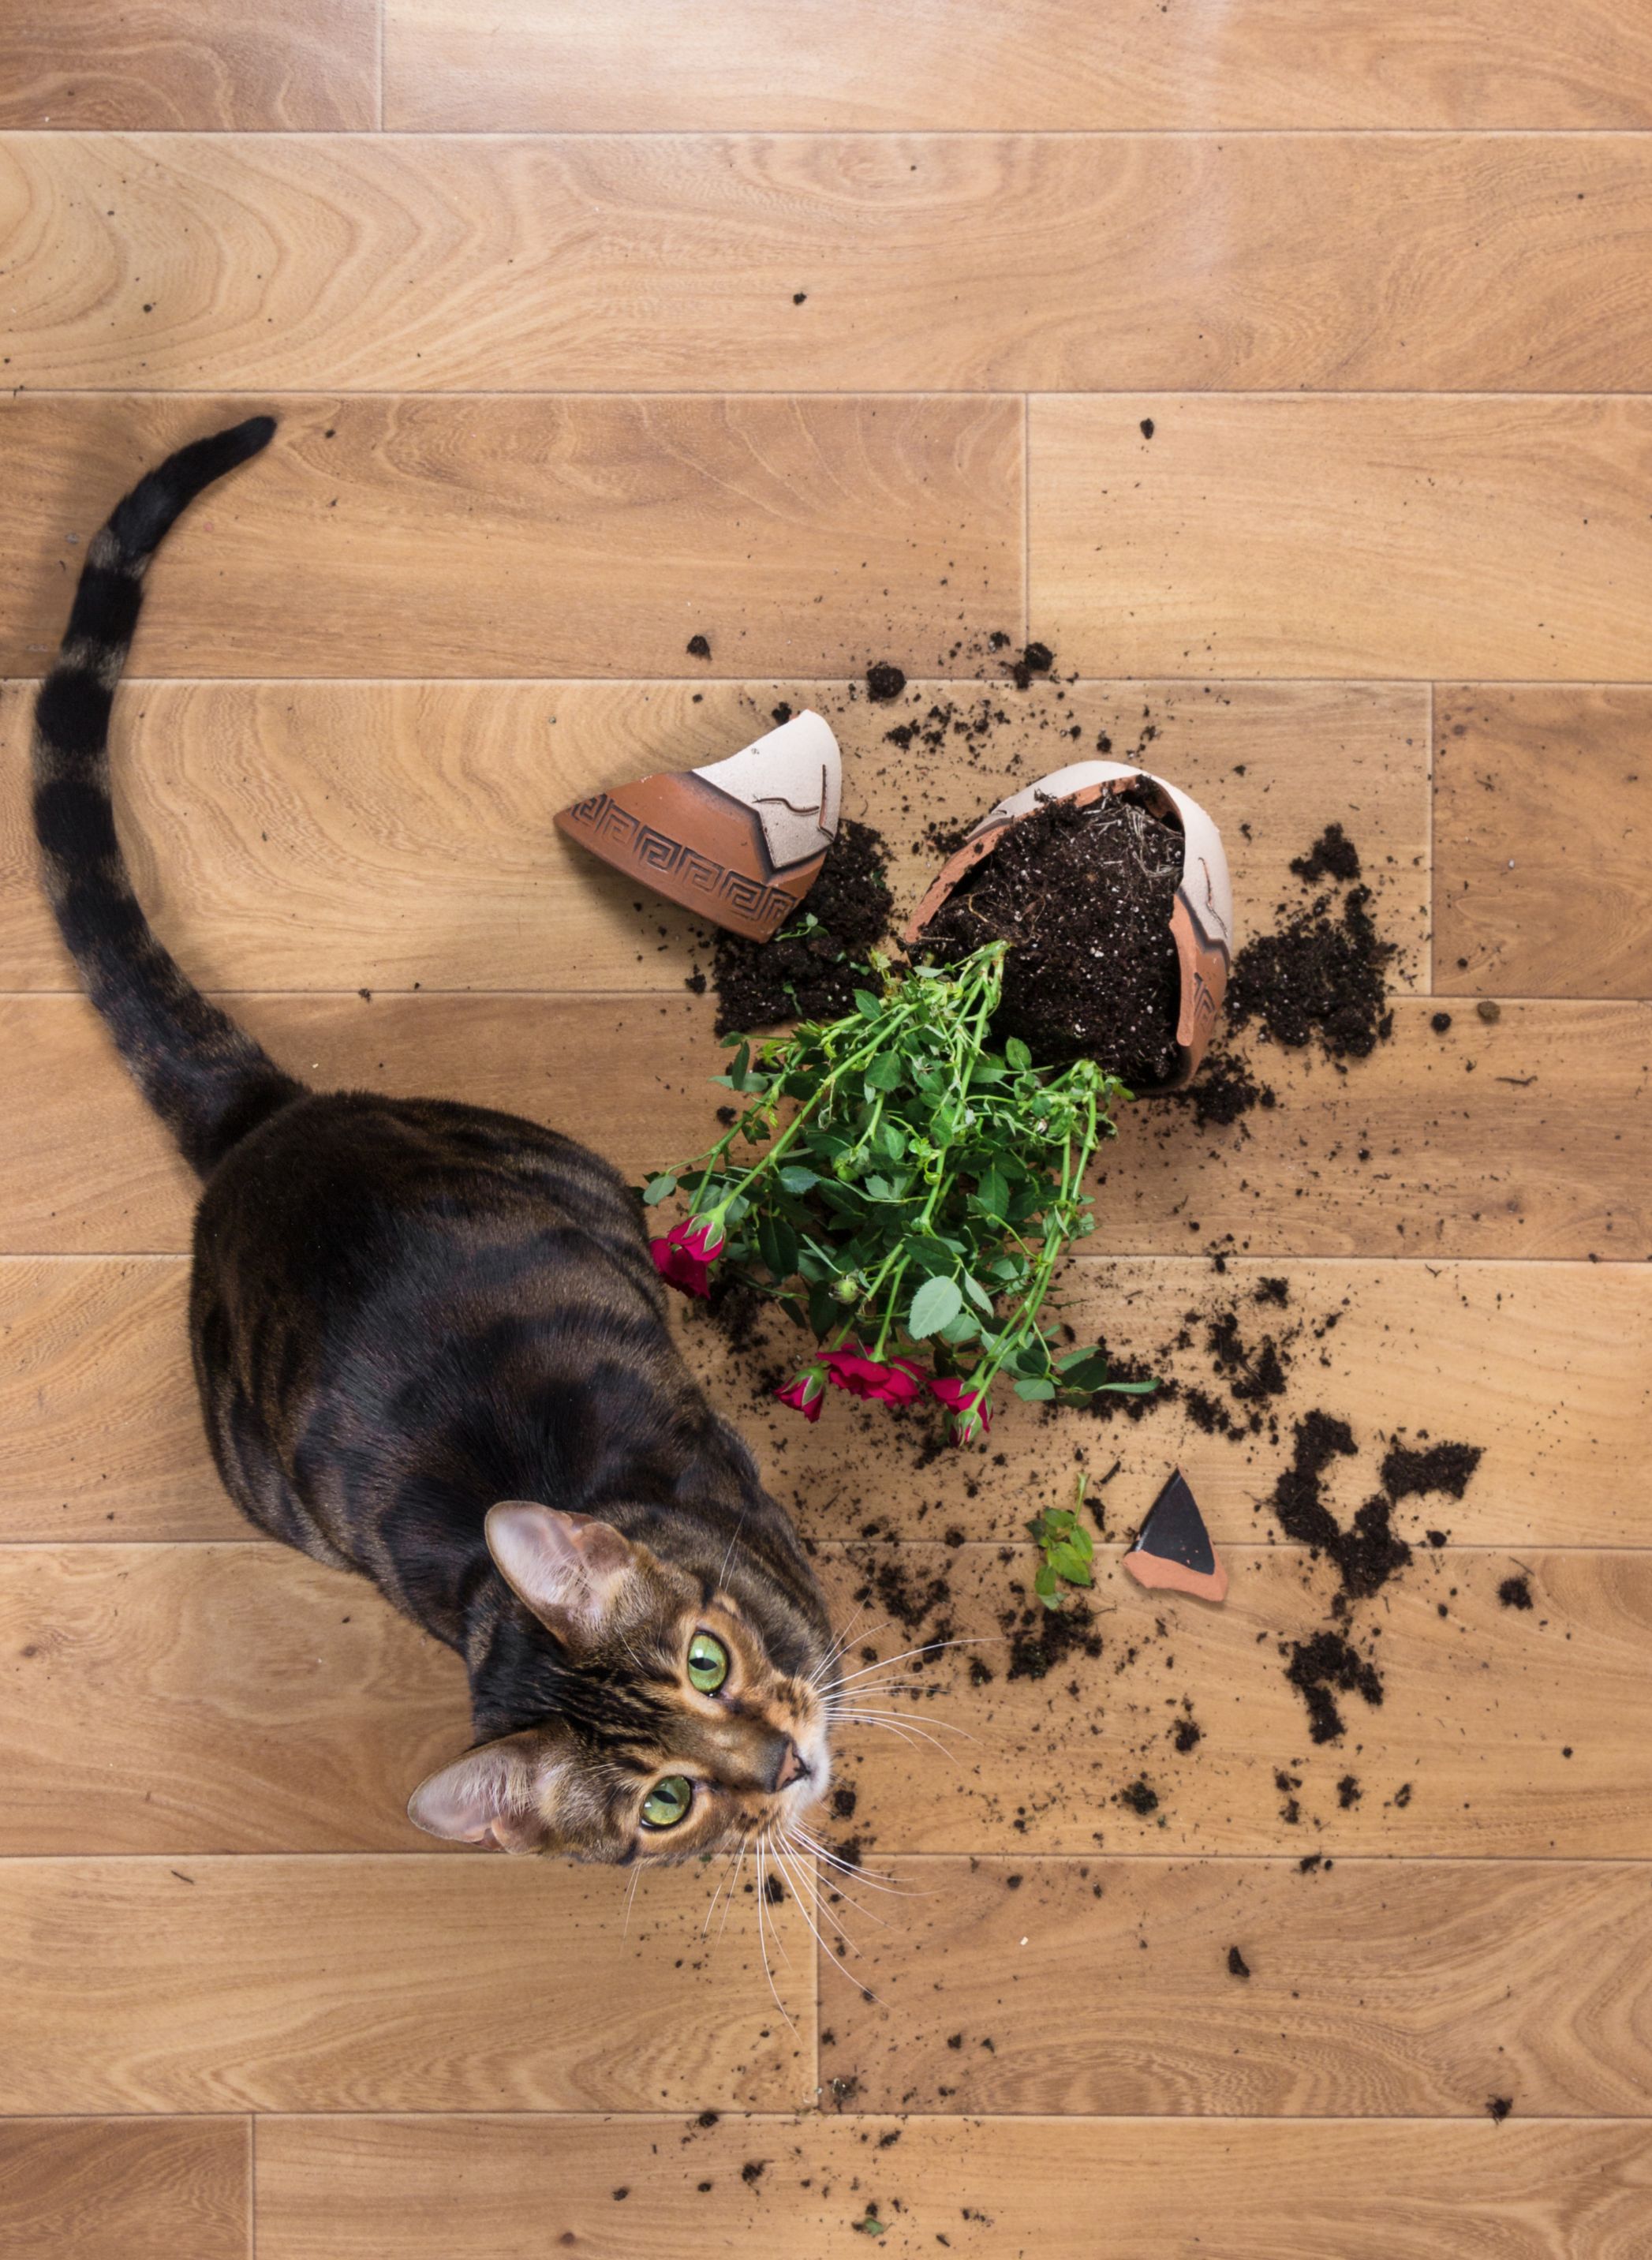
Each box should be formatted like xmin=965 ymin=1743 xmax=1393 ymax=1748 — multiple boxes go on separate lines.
xmin=1030 ymin=1478 xmax=1096 ymax=1609
xmin=644 ymin=944 xmax=1157 ymax=1445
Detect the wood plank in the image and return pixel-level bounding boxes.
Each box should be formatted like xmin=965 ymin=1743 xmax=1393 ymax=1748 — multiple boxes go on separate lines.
xmin=0 ymin=2120 xmax=246 ymax=2260
xmin=0 ymin=677 xmax=1429 ymax=992
xmin=1434 ymin=686 xmax=1652 ymax=997
xmin=2 ymin=993 xmax=1644 ymax=1259
xmin=696 ymin=1256 xmax=1652 ymax=1549
xmin=13 ymin=1252 xmax=1646 ymax=1549
xmin=0 ymin=1257 xmax=235 ymax=1542
xmin=9 ymin=133 xmax=1652 ymax=394
xmin=383 ymin=0 xmax=1652 ymax=130
xmin=0 ymin=0 xmax=376 ymax=129
xmin=0 ymin=1857 xmax=813 ymax=2112
xmin=0 ymin=1544 xmax=461 ymax=1852
xmin=1030 ymin=397 xmax=1652 ymax=680
xmin=818 ymin=1545 xmax=1652 ymax=1855
xmin=821 ymin=1857 xmax=1652 ymax=2116
xmin=0 ymin=395 xmax=1021 ymax=679
xmin=3 ymin=1540 xmax=1646 ymax=1859
xmin=258 ymin=2112 xmax=1652 ymax=2259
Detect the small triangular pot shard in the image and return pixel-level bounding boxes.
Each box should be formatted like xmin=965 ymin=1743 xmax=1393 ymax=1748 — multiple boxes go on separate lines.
xmin=1123 ymin=1469 xmax=1229 ymax=1603
xmin=555 ymin=709 xmax=842 ymax=942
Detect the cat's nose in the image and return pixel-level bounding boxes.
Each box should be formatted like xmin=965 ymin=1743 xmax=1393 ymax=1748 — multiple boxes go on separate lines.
xmin=768 ymin=1735 xmax=809 ymax=1792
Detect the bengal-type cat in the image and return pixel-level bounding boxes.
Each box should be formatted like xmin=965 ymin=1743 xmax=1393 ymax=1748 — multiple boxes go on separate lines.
xmin=32 ymin=419 xmax=835 ymax=1865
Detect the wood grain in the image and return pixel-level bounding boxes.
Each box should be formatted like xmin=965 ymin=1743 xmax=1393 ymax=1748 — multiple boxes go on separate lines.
xmin=1030 ymin=397 xmax=1652 ymax=679
xmin=258 ymin=2112 xmax=1652 ymax=2260
xmin=0 ymin=395 xmax=1022 ymax=679
xmin=693 ymin=1256 xmax=1652 ymax=1549
xmin=818 ymin=1545 xmax=1652 ymax=1855
xmin=0 ymin=2120 xmax=246 ymax=2260
xmin=2 ymin=993 xmax=1644 ymax=1259
xmin=2 ymin=1540 xmax=1645 ymax=1859
xmin=0 ymin=1857 xmax=813 ymax=2112
xmin=0 ymin=1544 xmax=462 ymax=1852
xmin=1434 ymin=687 xmax=1652 ymax=996
xmin=0 ymin=0 xmax=375 ymax=129
xmin=383 ymin=0 xmax=1652 ymax=130
xmin=821 ymin=1857 xmax=1652 ymax=2116
xmin=0 ymin=676 xmax=1428 ymax=993
xmin=8 ymin=133 xmax=1652 ymax=394
xmin=13 ymin=1254 xmax=1646 ymax=1548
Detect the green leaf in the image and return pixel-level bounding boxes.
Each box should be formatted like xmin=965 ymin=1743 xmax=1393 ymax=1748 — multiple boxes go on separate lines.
xmin=757 ymin=1213 xmax=798 ymax=1281
xmin=1033 ymin=1562 xmax=1060 ymax=1607
xmin=641 ymin=1173 xmax=678 ymax=1206
xmin=1101 ymin=1378 xmax=1159 ymax=1396
xmin=1004 ymin=1036 xmax=1033 ymax=1072
xmin=938 ymin=1308 xmax=981 ymax=1345
xmin=962 ymin=1273 xmax=996 ymax=1315
xmin=778 ymin=1166 xmax=820 ymax=1195
xmin=854 ymin=990 xmax=883 ymax=1020
xmin=1054 ymin=1349 xmax=1112 ymax=1393
xmin=1015 ymin=1376 xmax=1056 ymax=1401
xmin=863 ymin=1053 xmax=904 ymax=1091
xmin=907 ymin=1274 xmax=963 ymax=1338
xmin=976 ymin=1165 xmax=1009 ymax=1221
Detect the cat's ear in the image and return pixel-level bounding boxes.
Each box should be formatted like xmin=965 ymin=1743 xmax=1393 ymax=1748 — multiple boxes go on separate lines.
xmin=406 ymin=1729 xmax=561 ymax=1852
xmin=485 ymin=1502 xmax=638 ymax=1649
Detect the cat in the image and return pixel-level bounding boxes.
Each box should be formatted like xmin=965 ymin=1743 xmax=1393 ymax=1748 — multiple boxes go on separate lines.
xmin=31 ymin=418 xmax=835 ymax=1863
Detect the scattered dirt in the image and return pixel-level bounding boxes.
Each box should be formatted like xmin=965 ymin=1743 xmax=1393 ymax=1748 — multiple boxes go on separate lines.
xmin=708 ymin=818 xmax=893 ymax=1037
xmin=1498 ymin=1575 xmax=1534 ymax=1611
xmin=1381 ymin=1439 xmax=1484 ymax=1502
xmin=1224 ymin=851 xmax=1396 ymax=1066
xmin=1226 ymin=1945 xmax=1250 ymax=1978
xmin=1287 ymin=1629 xmax=1384 ymax=1746
xmin=914 ymin=789 xmax=1185 ymax=1085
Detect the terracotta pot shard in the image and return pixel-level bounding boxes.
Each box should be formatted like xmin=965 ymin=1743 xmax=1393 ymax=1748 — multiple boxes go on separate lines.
xmin=1123 ymin=1469 xmax=1229 ymax=1604
xmin=555 ymin=709 xmax=843 ymax=942
xmin=903 ymin=759 xmax=1235 ymax=1087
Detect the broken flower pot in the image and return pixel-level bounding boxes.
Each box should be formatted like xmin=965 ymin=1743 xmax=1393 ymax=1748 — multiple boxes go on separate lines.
xmin=904 ymin=758 xmax=1235 ymax=1088
xmin=555 ymin=709 xmax=842 ymax=942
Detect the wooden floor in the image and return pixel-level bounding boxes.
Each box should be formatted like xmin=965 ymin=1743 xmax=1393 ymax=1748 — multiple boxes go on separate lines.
xmin=3 ymin=5 xmax=1652 ymax=2254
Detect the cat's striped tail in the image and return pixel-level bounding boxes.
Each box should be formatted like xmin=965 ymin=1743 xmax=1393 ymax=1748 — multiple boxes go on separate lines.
xmin=31 ymin=417 xmax=305 ymax=1176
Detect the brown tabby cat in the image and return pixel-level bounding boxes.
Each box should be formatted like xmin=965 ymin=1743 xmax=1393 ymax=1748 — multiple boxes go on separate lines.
xmin=31 ymin=419 xmax=835 ymax=1862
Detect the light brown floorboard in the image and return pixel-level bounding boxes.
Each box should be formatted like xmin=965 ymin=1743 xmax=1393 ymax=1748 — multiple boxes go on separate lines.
xmin=257 ymin=2112 xmax=1652 ymax=2259
xmin=0 ymin=676 xmax=1429 ymax=992
xmin=0 ymin=1856 xmax=813 ymax=2113
xmin=1434 ymin=685 xmax=1652 ymax=997
xmin=383 ymin=0 xmax=1652 ymax=131
xmin=8 ymin=133 xmax=1652 ymax=394
xmin=9 ymin=1254 xmax=1647 ymax=1547
xmin=0 ymin=2119 xmax=248 ymax=2260
xmin=1 ymin=1540 xmax=1645 ymax=1858
xmin=0 ymin=395 xmax=1022 ymax=679
xmin=820 ymin=1856 xmax=1652 ymax=2117
xmin=0 ymin=1543 xmax=461 ymax=1854
xmin=7 ymin=991 xmax=1644 ymax=1259
xmin=1030 ymin=396 xmax=1652 ymax=679
xmin=820 ymin=1544 xmax=1652 ymax=1856
xmin=0 ymin=1 xmax=376 ymax=129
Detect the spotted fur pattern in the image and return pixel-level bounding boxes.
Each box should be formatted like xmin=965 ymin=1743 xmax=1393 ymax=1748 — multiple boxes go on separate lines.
xmin=32 ymin=423 xmax=834 ymax=1862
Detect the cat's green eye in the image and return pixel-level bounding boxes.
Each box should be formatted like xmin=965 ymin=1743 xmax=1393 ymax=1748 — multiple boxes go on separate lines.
xmin=641 ymin=1775 xmax=694 ymax=1829
xmin=686 ymin=1632 xmax=729 ymax=1693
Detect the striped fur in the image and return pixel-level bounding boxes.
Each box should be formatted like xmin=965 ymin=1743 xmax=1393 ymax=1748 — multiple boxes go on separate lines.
xmin=32 ymin=426 xmax=835 ymax=1862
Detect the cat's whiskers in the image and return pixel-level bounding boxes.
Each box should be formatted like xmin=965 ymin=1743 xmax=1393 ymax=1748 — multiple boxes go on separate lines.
xmin=810 ymin=1607 xmax=884 ymax=1687
xmin=751 ymin=1843 xmax=798 ymax=2035
xmin=828 ymin=1708 xmax=966 ymax=1768
xmin=818 ymin=1635 xmax=997 ymax=1692
xmin=792 ymin=1828 xmax=921 ymax=1899
xmin=826 ymin=1697 xmax=977 ymax=1743
xmin=622 ymin=1859 xmax=644 ymax=1940
xmin=770 ymin=1839 xmax=876 ymax=2001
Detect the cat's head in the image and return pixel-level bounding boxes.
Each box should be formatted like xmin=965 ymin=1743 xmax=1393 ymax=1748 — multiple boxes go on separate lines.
xmin=407 ymin=1502 xmax=833 ymax=1862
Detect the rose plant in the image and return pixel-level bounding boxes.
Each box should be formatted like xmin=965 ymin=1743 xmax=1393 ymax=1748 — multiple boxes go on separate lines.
xmin=643 ymin=941 xmax=1155 ymax=1445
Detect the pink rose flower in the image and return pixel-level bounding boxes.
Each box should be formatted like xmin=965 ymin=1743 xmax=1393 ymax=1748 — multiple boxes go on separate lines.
xmin=649 ymin=1210 xmax=727 ymax=1298
xmin=820 ymin=1346 xmax=926 ymax=1406
xmin=930 ymin=1374 xmax=992 ymax=1444
xmin=775 ymin=1368 xmax=827 ymax=1423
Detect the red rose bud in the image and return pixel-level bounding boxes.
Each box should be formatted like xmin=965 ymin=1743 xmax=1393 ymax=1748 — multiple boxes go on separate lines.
xmin=649 ymin=1210 xmax=728 ymax=1297
xmin=775 ymin=1368 xmax=827 ymax=1423
xmin=821 ymin=1347 xmax=927 ymax=1405
xmin=929 ymin=1374 xmax=992 ymax=1443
